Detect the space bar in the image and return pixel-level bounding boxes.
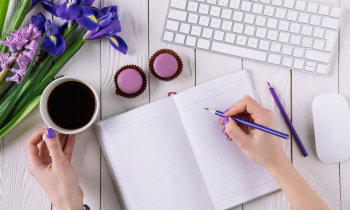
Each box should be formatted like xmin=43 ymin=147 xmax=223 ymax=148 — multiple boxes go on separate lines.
xmin=211 ymin=42 xmax=267 ymax=62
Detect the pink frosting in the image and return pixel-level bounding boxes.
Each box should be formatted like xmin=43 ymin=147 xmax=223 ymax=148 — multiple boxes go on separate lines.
xmin=117 ymin=69 xmax=143 ymax=94
xmin=153 ymin=53 xmax=178 ymax=78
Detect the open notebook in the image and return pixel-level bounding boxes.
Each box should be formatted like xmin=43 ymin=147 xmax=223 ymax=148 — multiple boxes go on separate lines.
xmin=94 ymin=70 xmax=280 ymax=210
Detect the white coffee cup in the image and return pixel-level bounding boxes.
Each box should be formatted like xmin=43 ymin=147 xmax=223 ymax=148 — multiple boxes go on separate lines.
xmin=40 ymin=76 xmax=100 ymax=134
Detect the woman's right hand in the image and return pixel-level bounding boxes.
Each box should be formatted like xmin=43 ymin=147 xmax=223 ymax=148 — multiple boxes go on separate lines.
xmin=219 ymin=95 xmax=288 ymax=169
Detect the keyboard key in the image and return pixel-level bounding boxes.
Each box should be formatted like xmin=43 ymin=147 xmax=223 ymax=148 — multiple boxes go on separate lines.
xmin=166 ymin=20 xmax=179 ymax=31
xmin=256 ymin=27 xmax=267 ymax=38
xmin=259 ymin=40 xmax=270 ymax=50
xmin=186 ymin=36 xmax=197 ymax=46
xmin=316 ymin=64 xmax=328 ymax=74
xmin=313 ymin=39 xmax=325 ymax=50
xmin=244 ymin=14 xmax=255 ymax=24
xmin=290 ymin=35 xmax=301 ymax=45
xmin=244 ymin=25 xmax=255 ymax=36
xmin=202 ymin=28 xmax=213 ymax=38
xmin=282 ymin=57 xmax=293 ymax=67
xmin=330 ymin=7 xmax=342 ymax=18
xmin=232 ymin=11 xmax=244 ymax=21
xmin=278 ymin=21 xmax=289 ymax=31
xmin=306 ymin=61 xmax=317 ymax=67
xmin=272 ymin=0 xmax=283 ymax=6
xmin=322 ymin=18 xmax=339 ymax=29
xmin=168 ymin=9 xmax=187 ymax=21
xmin=313 ymin=28 xmax=325 ymax=38
xmin=286 ymin=11 xmax=298 ymax=21
xmin=211 ymin=18 xmax=222 ymax=28
xmin=218 ymin=0 xmax=229 ymax=7
xmin=264 ymin=6 xmax=275 ymax=17
xmin=230 ymin=0 xmax=241 ymax=9
xmin=170 ymin=0 xmax=187 ymax=9
xmin=278 ymin=33 xmax=290 ymax=43
xmin=295 ymin=0 xmax=306 ymax=11
xmin=301 ymin=25 xmax=312 ymax=36
xmin=275 ymin=8 xmax=286 ymax=19
xmin=293 ymin=59 xmax=304 ymax=69
xmin=241 ymin=1 xmax=252 ymax=12
xmin=282 ymin=45 xmax=293 ymax=55
xmin=199 ymin=4 xmax=210 ymax=14
xmin=214 ymin=30 xmax=225 ymax=41
xmin=236 ymin=35 xmax=247 ymax=45
xmin=247 ymin=38 xmax=258 ymax=48
xmin=301 ymin=37 xmax=313 ymax=48
xmin=187 ymin=1 xmax=198 ymax=12
xmin=305 ymin=50 xmax=330 ymax=63
xmin=197 ymin=38 xmax=211 ymax=49
xmin=305 ymin=66 xmax=315 ymax=72
xmin=310 ymin=15 xmax=322 ymax=26
xmin=210 ymin=6 xmax=221 ymax=17
xmin=270 ymin=42 xmax=282 ymax=53
xmin=233 ymin=23 xmax=244 ymax=33
xmin=267 ymin=30 xmax=278 ymax=40
xmin=174 ymin=34 xmax=186 ymax=44
xmin=283 ymin=0 xmax=295 ymax=9
xmin=207 ymin=0 xmax=217 ymax=4
xmin=191 ymin=26 xmax=202 ymax=36
xmin=298 ymin=13 xmax=309 ymax=23
xmin=252 ymin=4 xmax=264 ymax=14
xmin=188 ymin=13 xmax=199 ymax=23
xmin=261 ymin=0 xmax=271 ymax=4
xmin=293 ymin=47 xmax=304 ymax=57
xmin=225 ymin=33 xmax=236 ymax=43
xmin=221 ymin=9 xmax=232 ymax=19
xmin=180 ymin=23 xmax=191 ymax=33
xmin=163 ymin=31 xmax=174 ymax=41
xmin=222 ymin=21 xmax=233 ymax=31
xmin=267 ymin=18 xmax=278 ymax=29
xmin=255 ymin=16 xmax=267 ymax=26
xmin=307 ymin=3 xmax=318 ymax=13
xmin=211 ymin=42 xmax=268 ymax=61
xmin=268 ymin=54 xmax=281 ymax=64
xmin=318 ymin=5 xmax=330 ymax=16
xmin=290 ymin=23 xmax=301 ymax=33
xmin=325 ymin=30 xmax=336 ymax=52
xmin=199 ymin=16 xmax=210 ymax=26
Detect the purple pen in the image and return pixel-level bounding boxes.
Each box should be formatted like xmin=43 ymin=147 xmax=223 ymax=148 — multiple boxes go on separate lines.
xmin=205 ymin=108 xmax=290 ymax=140
xmin=268 ymin=82 xmax=308 ymax=157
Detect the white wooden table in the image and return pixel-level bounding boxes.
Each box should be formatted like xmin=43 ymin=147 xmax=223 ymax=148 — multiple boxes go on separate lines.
xmin=1 ymin=0 xmax=350 ymax=209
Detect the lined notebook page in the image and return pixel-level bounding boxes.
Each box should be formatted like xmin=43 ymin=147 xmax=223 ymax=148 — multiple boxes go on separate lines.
xmin=97 ymin=98 xmax=212 ymax=210
xmin=173 ymin=71 xmax=280 ymax=210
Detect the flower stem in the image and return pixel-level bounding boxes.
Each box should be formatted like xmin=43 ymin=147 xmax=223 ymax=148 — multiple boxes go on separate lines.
xmin=0 ymin=51 xmax=22 ymax=86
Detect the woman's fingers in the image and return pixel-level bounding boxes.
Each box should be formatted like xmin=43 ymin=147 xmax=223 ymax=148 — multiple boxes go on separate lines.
xmin=224 ymin=96 xmax=266 ymax=122
xmin=25 ymin=128 xmax=46 ymax=174
xmin=38 ymin=140 xmax=50 ymax=156
xmin=63 ymin=134 xmax=76 ymax=163
xmin=60 ymin=134 xmax=69 ymax=149
xmin=44 ymin=128 xmax=66 ymax=165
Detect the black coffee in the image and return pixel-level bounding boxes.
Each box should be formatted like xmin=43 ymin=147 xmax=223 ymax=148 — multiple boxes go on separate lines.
xmin=47 ymin=81 xmax=96 ymax=130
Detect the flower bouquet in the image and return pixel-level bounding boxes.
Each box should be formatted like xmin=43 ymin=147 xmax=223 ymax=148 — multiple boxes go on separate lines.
xmin=0 ymin=0 xmax=128 ymax=138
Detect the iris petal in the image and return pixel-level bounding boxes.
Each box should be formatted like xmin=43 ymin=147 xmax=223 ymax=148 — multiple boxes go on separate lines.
xmin=88 ymin=19 xmax=120 ymax=40
xmin=108 ymin=35 xmax=128 ymax=55
xmin=57 ymin=2 xmax=81 ymax=20
xmin=79 ymin=0 xmax=95 ymax=7
xmin=91 ymin=7 xmax=105 ymax=19
xmin=42 ymin=35 xmax=65 ymax=56
xmin=98 ymin=13 xmax=112 ymax=27
xmin=30 ymin=0 xmax=43 ymax=10
xmin=41 ymin=1 xmax=60 ymax=17
xmin=75 ymin=7 xmax=99 ymax=31
xmin=45 ymin=20 xmax=60 ymax=36
xmin=30 ymin=13 xmax=46 ymax=32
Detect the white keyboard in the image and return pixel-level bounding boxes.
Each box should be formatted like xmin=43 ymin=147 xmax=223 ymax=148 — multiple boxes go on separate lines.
xmin=163 ymin=0 xmax=343 ymax=75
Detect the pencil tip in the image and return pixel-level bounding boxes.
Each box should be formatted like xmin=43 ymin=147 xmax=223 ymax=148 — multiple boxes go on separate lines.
xmin=204 ymin=108 xmax=208 ymax=110
xmin=267 ymin=82 xmax=270 ymax=85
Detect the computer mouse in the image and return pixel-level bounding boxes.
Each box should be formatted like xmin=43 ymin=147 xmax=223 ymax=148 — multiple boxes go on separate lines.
xmin=312 ymin=93 xmax=350 ymax=163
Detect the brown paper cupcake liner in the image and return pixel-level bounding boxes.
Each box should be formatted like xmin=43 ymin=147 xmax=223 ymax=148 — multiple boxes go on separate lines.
xmin=114 ymin=65 xmax=147 ymax=99
xmin=149 ymin=49 xmax=183 ymax=82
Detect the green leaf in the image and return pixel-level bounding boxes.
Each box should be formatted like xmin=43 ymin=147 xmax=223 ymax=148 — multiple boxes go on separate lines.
xmin=0 ymin=83 xmax=15 ymax=101
xmin=0 ymin=0 xmax=31 ymax=53
xmin=0 ymin=0 xmax=10 ymax=38
xmin=0 ymin=95 xmax=40 ymax=138
xmin=0 ymin=21 xmax=54 ymax=125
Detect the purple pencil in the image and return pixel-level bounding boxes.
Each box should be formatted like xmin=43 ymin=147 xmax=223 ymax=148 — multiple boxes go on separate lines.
xmin=268 ymin=82 xmax=308 ymax=157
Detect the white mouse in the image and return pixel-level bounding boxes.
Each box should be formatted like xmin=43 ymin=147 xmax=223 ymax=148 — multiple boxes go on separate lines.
xmin=312 ymin=93 xmax=350 ymax=163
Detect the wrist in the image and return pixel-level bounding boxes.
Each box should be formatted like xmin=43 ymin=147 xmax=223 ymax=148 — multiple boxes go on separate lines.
xmin=264 ymin=155 xmax=291 ymax=175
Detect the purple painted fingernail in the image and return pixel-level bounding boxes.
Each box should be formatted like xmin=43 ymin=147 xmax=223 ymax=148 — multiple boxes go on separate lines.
xmin=222 ymin=127 xmax=225 ymax=133
xmin=46 ymin=128 xmax=55 ymax=139
xmin=218 ymin=117 xmax=222 ymax=123
xmin=224 ymin=109 xmax=230 ymax=113
xmin=224 ymin=116 xmax=229 ymax=125
xmin=226 ymin=135 xmax=229 ymax=140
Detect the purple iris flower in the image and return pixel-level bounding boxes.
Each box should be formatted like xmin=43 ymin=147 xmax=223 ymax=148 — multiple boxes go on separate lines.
xmin=76 ymin=6 xmax=127 ymax=55
xmin=42 ymin=20 xmax=65 ymax=56
xmin=30 ymin=12 xmax=46 ymax=33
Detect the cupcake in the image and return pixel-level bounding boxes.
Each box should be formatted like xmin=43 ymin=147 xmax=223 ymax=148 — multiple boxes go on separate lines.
xmin=114 ymin=65 xmax=147 ymax=98
xmin=149 ymin=49 xmax=183 ymax=81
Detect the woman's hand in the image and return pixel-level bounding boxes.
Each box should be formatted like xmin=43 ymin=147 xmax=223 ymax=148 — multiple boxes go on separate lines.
xmin=219 ymin=95 xmax=288 ymax=169
xmin=26 ymin=128 xmax=84 ymax=210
